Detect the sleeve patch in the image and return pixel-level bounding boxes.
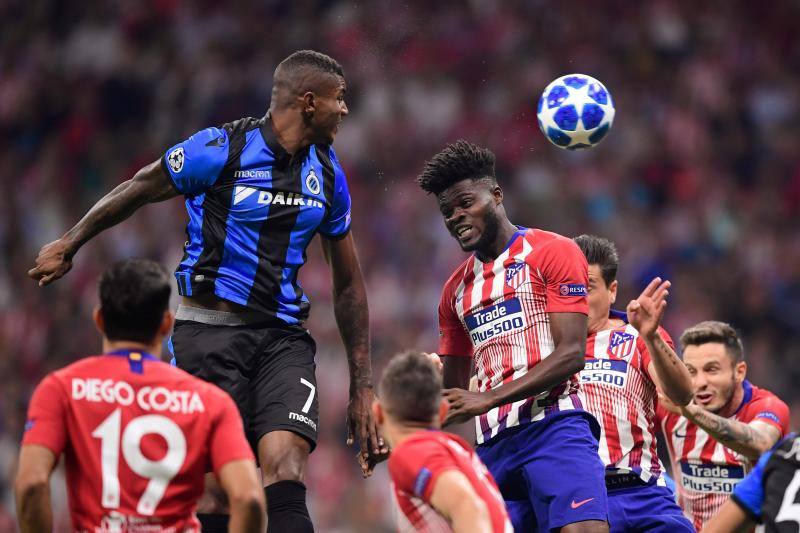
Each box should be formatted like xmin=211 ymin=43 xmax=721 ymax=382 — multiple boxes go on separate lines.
xmin=413 ymin=467 xmax=433 ymax=497
xmin=167 ymin=146 xmax=185 ymax=173
xmin=559 ymin=283 xmax=587 ymax=296
xmin=756 ymin=411 xmax=782 ymax=425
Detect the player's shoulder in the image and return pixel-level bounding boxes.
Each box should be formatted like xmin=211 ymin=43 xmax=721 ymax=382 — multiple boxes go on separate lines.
xmin=741 ymin=383 xmax=789 ymax=419
xmin=526 ymin=228 xmax=574 ymax=247
xmin=50 ymin=355 xmax=112 ymax=380
xmin=219 ymin=116 xmax=265 ymax=137
xmin=526 ymin=228 xmax=584 ymax=261
xmin=442 ymin=256 xmax=475 ymax=291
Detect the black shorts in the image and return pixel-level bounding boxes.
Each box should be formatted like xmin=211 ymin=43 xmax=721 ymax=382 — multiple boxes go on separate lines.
xmin=169 ymin=319 xmax=319 ymax=451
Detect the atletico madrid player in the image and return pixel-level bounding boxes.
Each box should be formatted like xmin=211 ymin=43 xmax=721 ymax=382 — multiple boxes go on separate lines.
xmin=14 ymin=260 xmax=264 ymax=533
xmin=658 ymin=321 xmax=790 ymax=531
xmin=417 ymin=140 xmax=608 ymax=533
xmin=573 ymin=235 xmax=694 ymax=532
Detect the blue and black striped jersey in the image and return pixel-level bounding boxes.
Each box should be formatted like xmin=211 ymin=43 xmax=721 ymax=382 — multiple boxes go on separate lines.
xmin=161 ymin=116 xmax=352 ymax=324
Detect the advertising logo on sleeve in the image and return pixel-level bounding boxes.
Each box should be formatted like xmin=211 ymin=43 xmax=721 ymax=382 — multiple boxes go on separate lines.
xmin=680 ymin=462 xmax=745 ymax=494
xmin=464 ymin=298 xmax=527 ymax=348
xmin=581 ymin=358 xmax=628 ymax=388
xmin=559 ymin=283 xmax=587 ymax=297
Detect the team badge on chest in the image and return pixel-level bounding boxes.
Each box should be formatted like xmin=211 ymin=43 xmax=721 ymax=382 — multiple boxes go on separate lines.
xmin=504 ymin=261 xmax=529 ymax=290
xmin=607 ymin=330 xmax=636 ymax=360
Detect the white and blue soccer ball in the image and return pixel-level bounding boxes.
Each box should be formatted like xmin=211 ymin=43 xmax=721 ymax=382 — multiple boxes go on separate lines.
xmin=536 ymin=74 xmax=615 ymax=150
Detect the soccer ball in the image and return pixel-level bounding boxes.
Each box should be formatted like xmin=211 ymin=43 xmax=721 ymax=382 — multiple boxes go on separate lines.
xmin=536 ymin=74 xmax=615 ymax=150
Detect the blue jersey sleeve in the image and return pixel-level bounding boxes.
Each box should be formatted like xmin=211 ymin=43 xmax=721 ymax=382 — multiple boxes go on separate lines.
xmin=731 ymin=450 xmax=771 ymax=523
xmin=319 ymin=148 xmax=352 ymax=239
xmin=162 ymin=127 xmax=230 ymax=196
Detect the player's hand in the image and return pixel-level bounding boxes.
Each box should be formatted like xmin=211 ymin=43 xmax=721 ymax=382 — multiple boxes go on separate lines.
xmin=356 ymin=444 xmax=391 ymax=479
xmin=424 ymin=352 xmax=443 ymax=374
xmin=442 ymin=388 xmax=495 ymax=426
xmin=28 ymin=238 xmax=75 ymax=286
xmin=347 ymin=386 xmax=389 ymax=477
xmin=627 ymin=277 xmax=671 ymax=339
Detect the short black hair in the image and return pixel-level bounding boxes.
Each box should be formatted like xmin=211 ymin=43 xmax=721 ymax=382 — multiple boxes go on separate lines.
xmin=99 ymin=259 xmax=171 ymax=344
xmin=680 ymin=321 xmax=745 ymax=363
xmin=275 ymin=50 xmax=344 ymax=84
xmin=379 ymin=351 xmax=442 ymax=424
xmin=574 ymin=234 xmax=619 ymax=286
xmin=417 ymin=140 xmax=496 ymax=196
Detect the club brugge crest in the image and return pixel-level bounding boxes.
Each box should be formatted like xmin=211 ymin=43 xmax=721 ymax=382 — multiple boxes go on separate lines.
xmin=505 ymin=261 xmax=528 ymax=289
xmin=167 ymin=147 xmax=184 ymax=173
xmin=607 ymin=330 xmax=636 ymax=360
xmin=306 ymin=169 xmax=321 ymax=195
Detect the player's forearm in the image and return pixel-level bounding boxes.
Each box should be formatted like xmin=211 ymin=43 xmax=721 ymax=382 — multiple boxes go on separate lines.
xmin=643 ymin=332 xmax=693 ymax=405
xmin=488 ymin=346 xmax=583 ymax=408
xmin=15 ymin=482 xmax=53 ymax=533
xmin=332 ymin=276 xmax=372 ymax=390
xmin=702 ymin=499 xmax=754 ymax=533
xmin=682 ymin=404 xmax=773 ymax=460
xmin=448 ymin=499 xmax=492 ymax=533
xmin=62 ymin=161 xmax=176 ymax=253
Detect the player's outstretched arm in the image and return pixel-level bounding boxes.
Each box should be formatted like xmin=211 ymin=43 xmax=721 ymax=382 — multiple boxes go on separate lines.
xmin=627 ymin=277 xmax=693 ymax=405
xmin=681 ymin=405 xmax=781 ymax=461
xmin=702 ymin=499 xmax=754 ymax=533
xmin=217 ymin=458 xmax=266 ymax=533
xmin=28 ymin=159 xmax=179 ymax=286
xmin=429 ymin=470 xmax=493 ymax=533
xmin=15 ymin=444 xmax=57 ymax=533
xmin=321 ymin=233 xmax=387 ymax=472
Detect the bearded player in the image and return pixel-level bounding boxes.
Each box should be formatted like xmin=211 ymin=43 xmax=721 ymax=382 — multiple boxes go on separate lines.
xmin=14 ymin=259 xmax=264 ymax=532
xmin=417 ymin=140 xmax=608 ymax=533
xmin=375 ymin=351 xmax=513 ymax=533
xmin=658 ymin=321 xmax=790 ymax=530
xmin=573 ymin=235 xmax=694 ymax=532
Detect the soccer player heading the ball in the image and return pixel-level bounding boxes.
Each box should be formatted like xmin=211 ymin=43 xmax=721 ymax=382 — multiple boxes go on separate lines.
xmin=418 ymin=140 xmax=609 ymax=533
xmin=15 ymin=259 xmax=264 ymax=533
xmin=375 ymin=351 xmax=513 ymax=533
xmin=28 ymin=49 xmax=384 ymax=532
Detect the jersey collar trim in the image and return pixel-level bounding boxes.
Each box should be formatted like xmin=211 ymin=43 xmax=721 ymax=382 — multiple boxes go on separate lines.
xmin=105 ymin=349 xmax=159 ymax=374
xmin=733 ymin=380 xmax=754 ymax=416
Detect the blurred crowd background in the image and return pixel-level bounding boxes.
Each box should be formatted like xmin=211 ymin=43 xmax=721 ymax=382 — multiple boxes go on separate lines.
xmin=1 ymin=0 xmax=799 ymax=530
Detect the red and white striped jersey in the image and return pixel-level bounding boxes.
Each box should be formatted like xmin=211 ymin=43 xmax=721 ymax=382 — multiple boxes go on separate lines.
xmin=438 ymin=228 xmax=589 ymax=444
xmin=389 ymin=431 xmax=512 ymax=533
xmin=658 ymin=381 xmax=790 ymax=531
xmin=579 ymin=317 xmax=670 ymax=483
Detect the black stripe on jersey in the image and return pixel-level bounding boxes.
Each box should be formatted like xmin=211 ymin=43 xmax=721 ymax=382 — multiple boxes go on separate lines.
xmin=315 ymin=145 xmax=349 ymax=241
xmin=187 ymin=119 xmax=251 ymax=294
xmin=247 ymin=149 xmax=307 ymax=315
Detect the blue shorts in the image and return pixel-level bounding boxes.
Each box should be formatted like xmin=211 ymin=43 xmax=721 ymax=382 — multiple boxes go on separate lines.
xmin=476 ymin=411 xmax=608 ymax=532
xmin=607 ymin=478 xmax=694 ymax=532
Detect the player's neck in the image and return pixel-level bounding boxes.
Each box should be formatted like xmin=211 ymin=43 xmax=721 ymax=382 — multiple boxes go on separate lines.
xmin=269 ymin=108 xmax=311 ymax=155
xmin=385 ymin=422 xmax=438 ymax=448
xmin=476 ymin=219 xmax=519 ymax=262
xmin=103 ymin=339 xmax=161 ymax=359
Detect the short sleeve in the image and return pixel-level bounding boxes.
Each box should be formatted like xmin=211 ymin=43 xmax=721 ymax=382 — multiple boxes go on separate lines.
xmin=389 ymin=440 xmax=460 ymax=502
xmin=731 ymin=450 xmax=770 ymax=523
xmin=639 ymin=326 xmax=675 ymax=382
xmin=318 ymin=148 xmax=352 ymax=239
xmin=438 ymin=281 xmax=472 ymax=357
xmin=162 ymin=127 xmax=230 ymax=196
xmin=208 ymin=388 xmax=255 ymax=472
xmin=536 ymin=237 xmax=589 ymax=314
xmin=742 ymin=393 xmax=790 ymax=436
xmin=21 ymin=374 xmax=68 ymax=456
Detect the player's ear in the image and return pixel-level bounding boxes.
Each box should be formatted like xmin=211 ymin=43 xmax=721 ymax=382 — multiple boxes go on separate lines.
xmin=302 ymin=91 xmax=315 ymax=115
xmin=492 ymin=184 xmax=503 ymax=205
xmin=438 ymin=399 xmax=449 ymax=424
xmin=609 ymin=279 xmax=618 ymax=304
xmin=734 ymin=360 xmax=747 ymax=383
xmin=93 ymin=307 xmax=105 ymax=335
xmin=158 ymin=310 xmax=174 ymax=338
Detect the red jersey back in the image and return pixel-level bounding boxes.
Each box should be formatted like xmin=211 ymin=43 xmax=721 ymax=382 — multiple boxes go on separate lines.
xmin=438 ymin=228 xmax=589 ymax=444
xmin=658 ymin=381 xmax=790 ymax=531
xmin=22 ymin=351 xmax=254 ymax=532
xmin=389 ymin=431 xmax=512 ymax=533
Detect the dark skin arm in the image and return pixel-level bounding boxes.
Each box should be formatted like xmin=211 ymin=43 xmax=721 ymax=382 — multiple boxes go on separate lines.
xmin=443 ymin=312 xmax=587 ymax=425
xmin=442 ymin=355 xmax=472 ymax=389
xmin=28 ymin=160 xmax=179 ymax=286
xmin=321 ymin=232 xmax=387 ymax=475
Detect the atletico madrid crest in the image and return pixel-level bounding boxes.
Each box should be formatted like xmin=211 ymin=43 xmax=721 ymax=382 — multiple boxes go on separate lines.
xmin=607 ymin=330 xmax=636 ymax=360
xmin=505 ymin=261 xmax=529 ymax=290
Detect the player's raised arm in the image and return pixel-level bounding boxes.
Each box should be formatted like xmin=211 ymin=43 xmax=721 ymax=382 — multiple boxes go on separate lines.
xmin=429 ymin=470 xmax=493 ymax=533
xmin=321 ymin=232 xmax=384 ymax=467
xmin=15 ymin=444 xmax=58 ymax=533
xmin=626 ymin=277 xmax=694 ymax=406
xmin=28 ymin=159 xmax=178 ymax=286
